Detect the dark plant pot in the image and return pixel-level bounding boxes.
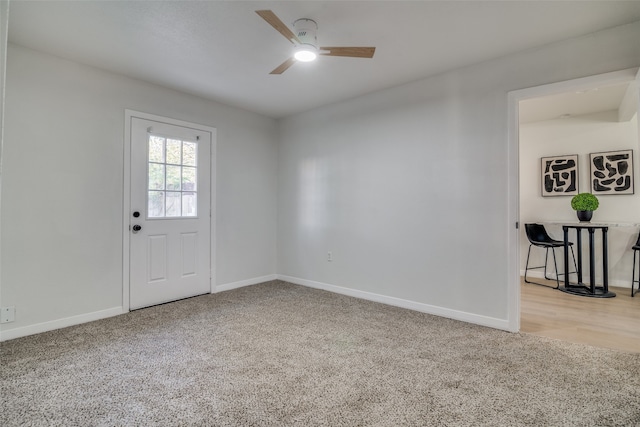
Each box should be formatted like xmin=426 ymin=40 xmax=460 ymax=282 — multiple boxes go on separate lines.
xmin=577 ymin=210 xmax=593 ymax=222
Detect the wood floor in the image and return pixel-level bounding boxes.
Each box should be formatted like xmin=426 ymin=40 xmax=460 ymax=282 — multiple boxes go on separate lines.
xmin=520 ymin=278 xmax=640 ymax=353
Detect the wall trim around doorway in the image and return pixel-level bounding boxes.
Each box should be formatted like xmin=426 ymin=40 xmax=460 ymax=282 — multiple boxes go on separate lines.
xmin=506 ymin=67 xmax=639 ymax=333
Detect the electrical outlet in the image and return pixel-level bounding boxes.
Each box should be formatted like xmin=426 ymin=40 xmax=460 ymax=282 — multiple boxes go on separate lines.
xmin=1 ymin=306 xmax=15 ymax=323
xmin=327 ymin=251 xmax=333 ymax=262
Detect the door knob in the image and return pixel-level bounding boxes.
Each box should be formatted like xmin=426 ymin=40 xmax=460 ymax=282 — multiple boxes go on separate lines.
xmin=132 ymin=224 xmax=142 ymax=233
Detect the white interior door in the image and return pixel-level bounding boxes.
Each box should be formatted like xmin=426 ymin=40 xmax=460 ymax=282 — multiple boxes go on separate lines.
xmin=129 ymin=117 xmax=211 ymax=310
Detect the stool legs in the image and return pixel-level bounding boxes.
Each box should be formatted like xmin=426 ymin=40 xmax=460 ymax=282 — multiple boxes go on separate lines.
xmin=524 ymin=245 xmax=577 ymax=289
xmin=549 ymin=245 xmax=578 ymax=282
xmin=633 ymin=249 xmax=639 ymax=297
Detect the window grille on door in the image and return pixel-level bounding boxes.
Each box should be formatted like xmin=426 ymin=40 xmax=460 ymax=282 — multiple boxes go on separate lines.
xmin=147 ymin=135 xmax=198 ymax=218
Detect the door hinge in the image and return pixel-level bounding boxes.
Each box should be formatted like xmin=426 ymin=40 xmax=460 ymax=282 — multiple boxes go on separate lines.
xmin=515 ymin=221 xmax=519 ymax=229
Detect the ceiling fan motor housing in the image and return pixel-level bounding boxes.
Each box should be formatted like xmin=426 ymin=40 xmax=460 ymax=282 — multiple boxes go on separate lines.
xmin=293 ymin=18 xmax=318 ymax=49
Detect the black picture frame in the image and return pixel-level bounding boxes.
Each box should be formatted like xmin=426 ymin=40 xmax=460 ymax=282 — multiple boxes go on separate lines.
xmin=590 ymin=149 xmax=634 ymax=195
xmin=541 ymin=154 xmax=579 ymax=197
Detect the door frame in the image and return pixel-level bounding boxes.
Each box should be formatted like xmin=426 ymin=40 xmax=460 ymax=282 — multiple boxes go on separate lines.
xmin=123 ymin=110 xmax=217 ymax=311
xmin=506 ymin=68 xmax=639 ymax=332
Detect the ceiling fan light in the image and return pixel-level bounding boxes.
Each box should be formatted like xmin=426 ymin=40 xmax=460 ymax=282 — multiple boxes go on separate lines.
xmin=294 ymin=47 xmax=317 ymax=62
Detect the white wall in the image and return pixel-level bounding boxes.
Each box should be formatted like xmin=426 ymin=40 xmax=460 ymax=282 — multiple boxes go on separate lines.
xmin=277 ymin=22 xmax=640 ymax=329
xmin=0 ymin=0 xmax=7 ymax=152
xmin=0 ymin=44 xmax=278 ymax=339
xmin=2 ymin=20 xmax=639 ymax=340
xmin=520 ymin=111 xmax=640 ymax=286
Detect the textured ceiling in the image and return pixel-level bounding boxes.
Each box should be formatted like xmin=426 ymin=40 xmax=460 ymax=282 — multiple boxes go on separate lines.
xmin=7 ymin=1 xmax=640 ymax=118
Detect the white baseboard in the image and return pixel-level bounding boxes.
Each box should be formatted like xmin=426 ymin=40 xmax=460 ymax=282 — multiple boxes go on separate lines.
xmin=215 ymin=274 xmax=278 ymax=293
xmin=0 ymin=306 xmax=124 ymax=342
xmin=1 ymin=273 xmax=516 ymax=341
xmin=1 ymin=274 xmax=279 ymax=341
xmin=278 ymin=275 xmax=512 ymax=332
xmin=520 ymin=269 xmax=632 ymax=288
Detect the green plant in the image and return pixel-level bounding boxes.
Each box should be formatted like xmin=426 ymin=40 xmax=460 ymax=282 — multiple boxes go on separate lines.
xmin=571 ymin=193 xmax=599 ymax=211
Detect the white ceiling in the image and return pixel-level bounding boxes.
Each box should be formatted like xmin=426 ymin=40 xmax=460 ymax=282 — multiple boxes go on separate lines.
xmin=519 ymin=81 xmax=636 ymax=123
xmin=7 ymin=1 xmax=640 ymax=119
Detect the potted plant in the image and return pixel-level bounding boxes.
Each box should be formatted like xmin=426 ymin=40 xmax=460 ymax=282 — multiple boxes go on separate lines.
xmin=570 ymin=192 xmax=599 ymax=222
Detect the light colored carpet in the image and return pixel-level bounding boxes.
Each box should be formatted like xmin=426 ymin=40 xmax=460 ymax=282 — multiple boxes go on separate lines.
xmin=1 ymin=280 xmax=639 ymax=426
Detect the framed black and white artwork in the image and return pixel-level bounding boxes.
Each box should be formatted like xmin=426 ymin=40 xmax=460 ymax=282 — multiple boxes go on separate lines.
xmin=590 ymin=149 xmax=634 ymax=195
xmin=541 ymin=154 xmax=579 ymax=197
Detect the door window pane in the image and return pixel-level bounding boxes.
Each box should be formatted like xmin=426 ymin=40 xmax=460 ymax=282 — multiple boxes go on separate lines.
xmin=166 ymin=139 xmax=181 ymax=165
xmin=182 ymin=167 xmax=196 ymax=191
xmin=183 ymin=142 xmax=196 ymax=166
xmin=165 ymin=192 xmax=181 ymax=217
xmin=148 ymin=163 xmax=165 ymax=190
xmin=149 ymin=136 xmax=165 ymax=163
xmin=182 ymin=192 xmax=197 ymax=217
xmin=148 ymin=191 xmax=165 ymax=217
xmin=166 ymin=165 xmax=181 ymax=191
xmin=147 ymin=135 xmax=198 ymax=218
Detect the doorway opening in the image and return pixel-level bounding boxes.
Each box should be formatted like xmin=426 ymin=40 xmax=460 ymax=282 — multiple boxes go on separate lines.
xmin=508 ymin=68 xmax=640 ymax=351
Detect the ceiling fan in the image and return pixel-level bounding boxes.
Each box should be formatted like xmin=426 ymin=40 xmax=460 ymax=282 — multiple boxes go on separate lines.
xmin=256 ymin=10 xmax=376 ymax=74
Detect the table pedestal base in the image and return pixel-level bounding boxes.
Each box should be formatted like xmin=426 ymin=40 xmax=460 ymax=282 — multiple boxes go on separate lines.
xmin=562 ymin=225 xmax=615 ymax=298
xmin=559 ymin=284 xmax=616 ymax=298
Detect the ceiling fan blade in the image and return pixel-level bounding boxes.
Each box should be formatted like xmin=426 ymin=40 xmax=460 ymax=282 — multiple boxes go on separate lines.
xmin=320 ymin=47 xmax=376 ymax=58
xmin=270 ymin=58 xmax=296 ymax=75
xmin=256 ymin=10 xmax=301 ymax=44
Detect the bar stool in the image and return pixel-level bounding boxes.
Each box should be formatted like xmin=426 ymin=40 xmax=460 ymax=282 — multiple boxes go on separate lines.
xmin=632 ymin=233 xmax=640 ymax=297
xmin=524 ymin=223 xmax=578 ymax=289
